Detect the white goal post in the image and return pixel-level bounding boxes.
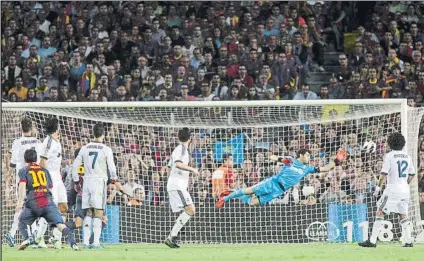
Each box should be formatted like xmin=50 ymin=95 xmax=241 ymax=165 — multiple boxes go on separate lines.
xmin=2 ymin=99 xmax=423 ymax=244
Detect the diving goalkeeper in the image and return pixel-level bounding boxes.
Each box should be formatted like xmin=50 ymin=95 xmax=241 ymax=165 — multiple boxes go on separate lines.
xmin=216 ymin=148 xmax=345 ymax=208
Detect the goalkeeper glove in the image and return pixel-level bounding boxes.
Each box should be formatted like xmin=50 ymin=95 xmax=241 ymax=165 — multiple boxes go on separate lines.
xmin=280 ymin=157 xmax=292 ymax=166
xmin=334 ymin=149 xmax=347 ymax=166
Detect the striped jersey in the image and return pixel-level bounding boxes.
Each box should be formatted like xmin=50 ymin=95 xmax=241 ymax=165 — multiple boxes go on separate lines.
xmin=167 ymin=144 xmax=190 ymax=191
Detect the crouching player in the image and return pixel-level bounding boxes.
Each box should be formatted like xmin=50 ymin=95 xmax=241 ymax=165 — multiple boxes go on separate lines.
xmin=16 ymin=149 xmax=78 ymax=251
xmin=216 ymin=148 xmax=345 ymax=208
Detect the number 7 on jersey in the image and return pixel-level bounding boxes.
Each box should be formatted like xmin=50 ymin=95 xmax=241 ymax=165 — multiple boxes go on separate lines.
xmin=89 ymin=151 xmax=98 ymax=169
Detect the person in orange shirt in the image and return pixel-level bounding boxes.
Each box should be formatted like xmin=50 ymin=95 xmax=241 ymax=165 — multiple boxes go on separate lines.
xmin=8 ymin=76 xmax=28 ymax=101
xmin=212 ymin=154 xmax=235 ymax=199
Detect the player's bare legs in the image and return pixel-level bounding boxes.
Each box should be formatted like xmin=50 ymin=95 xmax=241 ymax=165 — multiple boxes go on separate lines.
xmin=165 ymin=204 xmax=196 ymax=248
xmin=74 ymin=216 xmax=83 ymax=228
xmin=399 ymin=213 xmax=413 ymax=247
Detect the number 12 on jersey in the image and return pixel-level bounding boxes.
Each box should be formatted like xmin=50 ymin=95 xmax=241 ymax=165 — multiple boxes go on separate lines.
xmin=396 ymin=160 xmax=408 ymax=178
xmin=89 ymin=151 xmax=98 ymax=169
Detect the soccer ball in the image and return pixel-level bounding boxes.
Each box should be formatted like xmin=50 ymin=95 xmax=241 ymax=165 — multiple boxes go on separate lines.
xmin=362 ymin=140 xmax=377 ymax=153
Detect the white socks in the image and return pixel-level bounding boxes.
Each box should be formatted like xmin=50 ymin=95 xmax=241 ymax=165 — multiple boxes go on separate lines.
xmin=52 ymin=227 xmax=62 ymax=241
xmin=36 ymin=218 xmax=48 ymax=242
xmin=369 ymin=217 xmax=383 ymax=244
xmin=170 ymin=211 xmax=192 ymax=237
xmin=92 ymin=217 xmax=103 ymax=246
xmin=9 ymin=211 xmax=22 ymax=237
xmin=400 ymin=218 xmax=413 ymax=244
xmin=83 ymin=216 xmax=93 ymax=246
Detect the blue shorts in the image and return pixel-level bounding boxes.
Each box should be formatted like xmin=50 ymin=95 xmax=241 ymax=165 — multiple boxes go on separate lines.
xmin=74 ymin=196 xmax=85 ymax=218
xmin=252 ymin=176 xmax=285 ymax=205
xmin=19 ymin=204 xmax=64 ymax=226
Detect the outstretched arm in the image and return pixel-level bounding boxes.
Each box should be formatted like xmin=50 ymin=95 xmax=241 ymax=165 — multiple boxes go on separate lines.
xmin=318 ymin=160 xmax=336 ymax=173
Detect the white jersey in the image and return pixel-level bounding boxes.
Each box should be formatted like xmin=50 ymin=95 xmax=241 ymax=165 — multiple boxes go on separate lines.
xmin=40 ymin=135 xmax=62 ymax=180
xmin=381 ymin=150 xmax=415 ymax=194
xmin=72 ymin=142 xmax=117 ymax=181
xmin=167 ymin=144 xmax=190 ymax=191
xmin=10 ymin=136 xmax=42 ymax=173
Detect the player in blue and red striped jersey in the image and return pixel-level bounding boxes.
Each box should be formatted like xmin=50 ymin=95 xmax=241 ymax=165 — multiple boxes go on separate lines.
xmin=16 ymin=149 xmax=79 ymax=251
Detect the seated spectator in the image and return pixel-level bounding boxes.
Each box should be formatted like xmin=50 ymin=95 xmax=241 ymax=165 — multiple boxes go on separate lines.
xmin=7 ymin=76 xmax=28 ymax=101
xmin=293 ymin=84 xmax=317 ymax=100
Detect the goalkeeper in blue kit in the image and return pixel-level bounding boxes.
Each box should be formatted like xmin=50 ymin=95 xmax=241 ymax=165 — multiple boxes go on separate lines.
xmin=216 ymin=148 xmax=345 ymax=208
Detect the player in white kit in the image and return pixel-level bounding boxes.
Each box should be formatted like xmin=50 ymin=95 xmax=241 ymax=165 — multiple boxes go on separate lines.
xmin=72 ymin=123 xmax=125 ymax=249
xmin=359 ymin=132 xmax=415 ymax=248
xmin=38 ymin=117 xmax=67 ymax=249
xmin=5 ymin=118 xmax=42 ymax=247
xmin=165 ymin=128 xmax=199 ymax=249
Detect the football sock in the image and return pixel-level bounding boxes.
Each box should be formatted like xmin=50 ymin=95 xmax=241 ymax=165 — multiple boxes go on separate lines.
xmin=18 ymin=220 xmax=29 ymax=240
xmin=170 ymin=211 xmax=192 ymax=237
xmin=9 ymin=210 xmax=22 ymax=237
xmin=92 ymin=217 xmax=103 ymax=246
xmin=370 ymin=217 xmax=384 ymax=244
xmin=30 ymin=220 xmax=38 ymax=237
xmin=224 ymin=189 xmax=246 ymax=202
xmin=53 ymin=227 xmax=62 ymax=242
xmin=65 ymin=221 xmax=77 ymax=230
xmin=400 ymin=218 xmax=413 ymax=244
xmin=36 ymin=218 xmax=48 ymax=241
xmin=61 ymin=227 xmax=76 ymax=245
xmin=83 ymin=216 xmax=93 ymax=246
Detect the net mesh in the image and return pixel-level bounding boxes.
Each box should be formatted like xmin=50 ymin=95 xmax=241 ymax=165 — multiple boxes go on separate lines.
xmin=1 ymin=102 xmax=423 ymax=244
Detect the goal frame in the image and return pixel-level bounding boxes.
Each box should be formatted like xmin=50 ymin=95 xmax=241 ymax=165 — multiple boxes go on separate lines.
xmin=1 ymin=99 xmax=409 ymax=149
xmin=3 ymin=99 xmax=421 ymax=244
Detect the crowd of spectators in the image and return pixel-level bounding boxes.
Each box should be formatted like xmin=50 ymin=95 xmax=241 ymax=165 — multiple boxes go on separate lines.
xmin=1 ymin=1 xmax=424 ymax=216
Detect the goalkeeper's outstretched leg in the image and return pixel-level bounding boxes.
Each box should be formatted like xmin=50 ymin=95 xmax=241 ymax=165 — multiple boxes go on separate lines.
xmin=216 ymin=181 xmax=276 ymax=208
xmin=216 ymin=149 xmax=342 ymax=208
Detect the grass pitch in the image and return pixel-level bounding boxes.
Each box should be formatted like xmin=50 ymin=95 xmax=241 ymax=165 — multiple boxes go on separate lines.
xmin=2 ymin=243 xmax=423 ymax=261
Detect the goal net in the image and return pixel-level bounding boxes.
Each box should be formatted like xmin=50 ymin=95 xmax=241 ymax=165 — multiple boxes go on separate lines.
xmin=2 ymin=100 xmax=423 ymax=244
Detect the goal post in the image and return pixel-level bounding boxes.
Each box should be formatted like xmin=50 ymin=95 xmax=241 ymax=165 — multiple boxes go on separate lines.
xmin=1 ymin=99 xmax=423 ymax=244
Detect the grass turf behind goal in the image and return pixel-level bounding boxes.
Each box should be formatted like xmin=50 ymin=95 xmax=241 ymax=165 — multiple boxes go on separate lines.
xmin=2 ymin=244 xmax=423 ymax=261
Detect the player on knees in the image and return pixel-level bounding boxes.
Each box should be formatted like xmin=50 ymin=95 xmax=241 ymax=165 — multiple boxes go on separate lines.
xmin=16 ymin=149 xmax=78 ymax=251
xmin=216 ymin=148 xmax=345 ymax=208
xmin=165 ymin=128 xmax=199 ymax=249
xmin=359 ymin=133 xmax=415 ymax=248
xmin=72 ymin=123 xmax=125 ymax=249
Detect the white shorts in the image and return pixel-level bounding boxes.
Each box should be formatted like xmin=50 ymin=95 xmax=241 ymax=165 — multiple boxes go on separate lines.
xmin=377 ymin=190 xmax=409 ymax=215
xmin=51 ymin=179 xmax=68 ymax=204
xmin=168 ymin=190 xmax=193 ymax=213
xmin=82 ymin=178 xmax=107 ymax=210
